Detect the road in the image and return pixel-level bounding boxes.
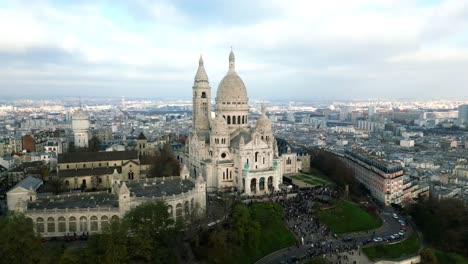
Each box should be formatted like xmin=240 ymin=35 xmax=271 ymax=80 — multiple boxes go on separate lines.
xmin=256 ymin=196 xmax=412 ymax=264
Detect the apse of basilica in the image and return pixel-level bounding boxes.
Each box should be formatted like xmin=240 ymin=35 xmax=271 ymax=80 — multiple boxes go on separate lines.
xmin=185 ymin=51 xmax=289 ymax=195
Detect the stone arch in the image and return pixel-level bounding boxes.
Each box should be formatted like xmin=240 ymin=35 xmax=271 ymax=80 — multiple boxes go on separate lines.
xmin=184 ymin=200 xmax=190 ymax=215
xmin=36 ymin=217 xmax=44 ymax=233
xmin=268 ymin=176 xmax=273 ymax=190
xmin=101 ymin=216 xmax=109 ymax=230
xmin=111 ymin=215 xmax=119 ymax=222
xmin=176 ymin=203 xmax=183 ymax=219
xmin=250 ymin=178 xmax=257 ymax=193
xmin=201 ymin=92 xmax=206 ymax=98
xmin=58 ymin=217 xmax=66 ymax=232
xmin=238 ymin=116 xmax=241 ymax=124
xmin=47 ymin=217 xmax=55 ymax=233
xmin=232 ymin=115 xmax=236 ymax=124
xmin=69 ymin=216 xmax=77 ymax=232
xmin=79 ymin=216 xmax=88 ymax=232
xmin=90 ymin=216 xmax=98 ymax=231
xmin=242 ymin=115 xmax=245 ymax=124
xmin=259 ymin=177 xmax=265 ymax=191
xmin=168 ymin=205 xmax=173 ymax=216
xmin=227 ymin=116 xmax=231 ymax=124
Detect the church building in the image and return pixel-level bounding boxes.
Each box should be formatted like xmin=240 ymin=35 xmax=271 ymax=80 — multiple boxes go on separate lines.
xmin=186 ymin=51 xmax=290 ymax=195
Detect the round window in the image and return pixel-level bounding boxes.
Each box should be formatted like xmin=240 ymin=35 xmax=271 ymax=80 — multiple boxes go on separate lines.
xmin=221 ymin=153 xmax=227 ymax=158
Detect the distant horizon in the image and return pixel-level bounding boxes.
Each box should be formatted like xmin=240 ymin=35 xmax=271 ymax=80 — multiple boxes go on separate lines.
xmin=1 ymin=94 xmax=468 ymax=104
xmin=1 ymin=1 xmax=468 ymax=100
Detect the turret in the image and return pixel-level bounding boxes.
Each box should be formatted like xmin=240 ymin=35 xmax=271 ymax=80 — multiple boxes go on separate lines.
xmin=137 ymin=132 xmax=148 ymax=156
xmin=192 ymin=55 xmax=211 ymax=131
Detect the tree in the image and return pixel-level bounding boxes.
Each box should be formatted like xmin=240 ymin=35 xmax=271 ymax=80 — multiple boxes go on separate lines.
xmin=49 ymin=176 xmax=65 ymax=194
xmin=124 ymin=201 xmax=181 ymax=263
xmin=88 ymin=137 xmax=101 ymax=152
xmin=100 ymin=219 xmax=130 ymax=264
xmin=148 ymin=143 xmax=180 ymax=178
xmin=420 ymin=248 xmax=439 ymax=264
xmin=0 ymin=212 xmax=43 ymax=264
xmin=409 ymin=198 xmax=468 ymax=258
xmin=231 ymin=203 xmax=251 ymax=246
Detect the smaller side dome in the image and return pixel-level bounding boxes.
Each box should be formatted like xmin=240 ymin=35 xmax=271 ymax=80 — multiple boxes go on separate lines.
xmin=256 ymin=103 xmax=272 ymax=132
xmin=137 ymin=132 xmax=147 ymax=140
xmin=211 ymin=112 xmax=229 ymax=133
xmin=194 ymin=55 xmax=209 ymax=82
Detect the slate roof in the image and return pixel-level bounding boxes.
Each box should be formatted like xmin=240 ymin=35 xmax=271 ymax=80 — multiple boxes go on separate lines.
xmin=58 ymin=150 xmax=138 ymax=163
xmin=12 ymin=175 xmax=43 ymax=191
xmin=59 ymin=167 xmax=122 ymax=178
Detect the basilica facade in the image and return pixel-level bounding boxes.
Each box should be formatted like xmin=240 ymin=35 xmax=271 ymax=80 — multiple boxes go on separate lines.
xmin=185 ymin=51 xmax=286 ymax=195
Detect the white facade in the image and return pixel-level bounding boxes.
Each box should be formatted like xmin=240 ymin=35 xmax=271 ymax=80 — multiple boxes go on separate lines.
xmin=400 ymin=139 xmax=415 ymax=147
xmin=8 ymin=176 xmax=206 ymax=237
xmin=186 ymin=52 xmax=283 ymax=195
xmin=72 ymin=109 xmax=90 ymax=148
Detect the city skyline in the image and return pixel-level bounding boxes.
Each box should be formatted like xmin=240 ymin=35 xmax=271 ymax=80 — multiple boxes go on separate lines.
xmin=1 ymin=0 xmax=468 ymax=100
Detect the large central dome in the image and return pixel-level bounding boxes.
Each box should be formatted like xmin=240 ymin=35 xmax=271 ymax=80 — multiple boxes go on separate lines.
xmin=216 ymin=51 xmax=248 ymax=101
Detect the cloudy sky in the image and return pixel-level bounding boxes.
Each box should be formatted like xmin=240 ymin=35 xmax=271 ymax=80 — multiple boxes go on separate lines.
xmin=0 ymin=0 xmax=467 ymax=100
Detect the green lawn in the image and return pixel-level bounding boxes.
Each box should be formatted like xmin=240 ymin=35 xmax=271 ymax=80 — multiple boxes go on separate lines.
xmin=289 ymin=172 xmax=332 ymax=187
xmin=434 ymin=249 xmax=468 ymax=264
xmin=362 ymin=233 xmax=421 ymax=261
xmin=318 ymin=200 xmax=382 ymax=234
xmin=227 ymin=203 xmax=297 ymax=264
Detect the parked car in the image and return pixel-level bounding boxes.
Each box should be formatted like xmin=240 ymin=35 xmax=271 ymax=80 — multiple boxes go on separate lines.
xmin=401 ymin=226 xmax=407 ymax=231
xmin=399 ymin=230 xmax=405 ymax=236
xmin=373 ymin=237 xmax=383 ymax=242
xmin=393 ymin=234 xmax=400 ymax=239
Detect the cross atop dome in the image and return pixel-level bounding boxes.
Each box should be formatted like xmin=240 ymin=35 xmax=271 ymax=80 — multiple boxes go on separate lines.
xmin=199 ymin=55 xmax=204 ymax=66
xmin=261 ymin=102 xmax=266 ymax=114
xmin=229 ymin=49 xmax=235 ymax=70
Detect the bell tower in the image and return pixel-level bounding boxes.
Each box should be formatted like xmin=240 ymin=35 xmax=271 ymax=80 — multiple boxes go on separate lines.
xmin=192 ymin=56 xmax=211 ymax=132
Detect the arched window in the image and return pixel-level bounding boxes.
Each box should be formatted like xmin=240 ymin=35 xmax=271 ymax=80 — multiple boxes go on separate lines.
xmin=47 ymin=217 xmax=55 ymax=233
xmin=90 ymin=216 xmax=98 ymax=232
xmin=242 ymin=116 xmax=245 ymax=124
xmin=58 ymin=217 xmax=66 ymax=232
xmin=238 ymin=116 xmax=241 ymax=124
xmin=201 ymin=92 xmax=206 ymax=98
xmin=255 ymin=152 xmax=259 ymax=162
xmin=128 ymin=171 xmax=134 ymax=180
xmin=69 ymin=217 xmax=77 ymax=232
xmin=232 ymin=115 xmax=236 ymax=124
xmin=79 ymin=216 xmax=88 ymax=232
xmin=36 ymin=217 xmax=44 ymax=233
xmin=168 ymin=205 xmax=173 ymax=217
xmin=268 ymin=176 xmax=273 ymax=190
xmin=101 ymin=216 xmax=109 ymax=230
xmin=184 ymin=201 xmax=190 ymax=215
xmin=250 ymin=178 xmax=257 ymax=193
xmin=111 ymin=215 xmax=119 ymax=222
xmin=227 ymin=116 xmax=231 ymax=124
xmin=226 ymin=168 xmax=229 ymax=179
xmin=176 ymin=203 xmax=183 ymax=220
xmin=259 ymin=177 xmax=265 ymax=190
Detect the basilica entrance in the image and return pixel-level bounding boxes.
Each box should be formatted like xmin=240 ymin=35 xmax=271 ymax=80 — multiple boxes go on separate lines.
xmin=250 ymin=178 xmax=257 ymax=193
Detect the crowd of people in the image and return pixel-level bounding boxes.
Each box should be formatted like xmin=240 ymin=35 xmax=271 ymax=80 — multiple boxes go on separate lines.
xmin=277 ymin=186 xmax=364 ymax=263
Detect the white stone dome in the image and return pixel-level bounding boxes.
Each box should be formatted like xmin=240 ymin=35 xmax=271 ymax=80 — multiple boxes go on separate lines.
xmin=256 ymin=104 xmax=272 ymax=132
xmin=216 ymin=51 xmax=248 ymax=101
xmin=211 ymin=112 xmax=228 ymax=133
